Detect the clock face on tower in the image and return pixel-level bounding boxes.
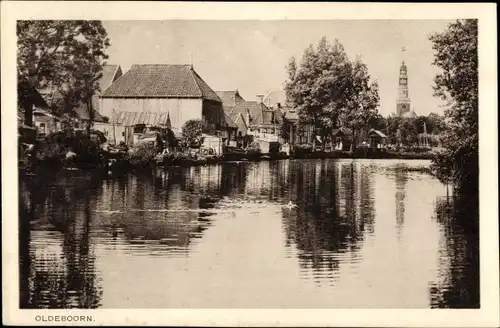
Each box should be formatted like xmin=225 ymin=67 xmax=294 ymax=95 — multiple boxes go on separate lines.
xmin=400 ymin=78 xmax=407 ymax=85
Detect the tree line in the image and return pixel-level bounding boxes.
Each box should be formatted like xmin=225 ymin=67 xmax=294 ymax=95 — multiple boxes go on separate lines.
xmin=429 ymin=19 xmax=478 ymax=197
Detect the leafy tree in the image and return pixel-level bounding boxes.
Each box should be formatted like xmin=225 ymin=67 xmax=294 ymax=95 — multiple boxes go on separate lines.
xmin=285 ymin=37 xmax=352 ymax=150
xmin=386 ymin=115 xmax=418 ymax=148
xmin=427 ymin=112 xmax=446 ymax=134
xmin=371 ymin=114 xmax=387 ymax=132
xmin=341 ymin=57 xmax=380 ymax=151
xmin=17 ymin=20 xmax=110 ymax=127
xmin=181 ymin=119 xmax=204 ymax=148
xmin=429 ymin=19 xmax=478 ymax=195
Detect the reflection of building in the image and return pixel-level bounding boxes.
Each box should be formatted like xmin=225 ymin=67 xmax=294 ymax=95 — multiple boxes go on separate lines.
xmin=394 ymin=167 xmax=408 ymax=236
xmin=245 ymin=162 xmax=272 ymax=196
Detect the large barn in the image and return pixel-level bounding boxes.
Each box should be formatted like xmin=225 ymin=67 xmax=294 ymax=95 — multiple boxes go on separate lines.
xmin=98 ymin=64 xmax=225 ymax=145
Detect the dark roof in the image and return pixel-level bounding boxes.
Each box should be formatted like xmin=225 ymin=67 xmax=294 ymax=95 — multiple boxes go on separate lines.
xmin=368 ymin=129 xmax=387 ymax=138
xmin=99 ymin=65 xmax=122 ymax=92
xmin=224 ymin=113 xmax=238 ymax=129
xmin=216 ymin=90 xmax=246 ymax=109
xmin=18 ymin=81 xmax=49 ymax=109
xmin=332 ymin=127 xmax=353 ymax=137
xmin=33 ymin=109 xmax=60 ymax=121
xmin=228 ymin=101 xmax=282 ymax=127
xmin=101 ymin=64 xmax=221 ymax=102
xmin=73 ymin=104 xmax=106 ymax=122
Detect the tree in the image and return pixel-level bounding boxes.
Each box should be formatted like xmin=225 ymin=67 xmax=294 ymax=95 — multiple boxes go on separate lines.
xmin=181 ymin=119 xmax=204 ymax=148
xmin=285 ymin=37 xmax=352 ymax=150
xmin=429 ymin=19 xmax=478 ymax=195
xmin=385 ymin=114 xmax=418 ymax=148
xmin=17 ymin=21 xmax=110 ymax=127
xmin=427 ymin=112 xmax=446 ymax=134
xmin=340 ymin=57 xmax=380 ymax=151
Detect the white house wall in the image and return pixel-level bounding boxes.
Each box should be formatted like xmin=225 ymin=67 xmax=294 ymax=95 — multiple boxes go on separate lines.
xmin=100 ymin=98 xmax=203 ymax=130
xmin=94 ymin=122 xmax=126 ymax=144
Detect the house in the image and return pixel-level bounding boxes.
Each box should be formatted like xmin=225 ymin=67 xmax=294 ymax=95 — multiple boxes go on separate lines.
xmin=367 ymin=129 xmax=387 ymax=149
xmin=263 ymin=90 xmax=286 ymax=109
xmin=99 ymin=64 xmax=226 ymax=146
xmin=216 ymin=90 xmax=246 ymax=112
xmin=332 ymin=127 xmax=353 ymax=151
xmin=32 ymin=109 xmax=62 ymax=136
xmin=216 ymin=90 xmax=250 ymax=144
xmin=223 ymin=113 xmax=238 ymax=146
xmin=261 ymin=90 xmax=317 ymax=146
xmin=227 ymin=99 xmax=283 ymax=141
xmin=18 ymin=81 xmax=50 ymax=128
xmin=17 ymin=83 xmax=64 ymax=137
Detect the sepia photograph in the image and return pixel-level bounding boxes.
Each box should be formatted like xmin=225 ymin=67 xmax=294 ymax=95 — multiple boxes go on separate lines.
xmin=2 ymin=2 xmax=498 ymax=327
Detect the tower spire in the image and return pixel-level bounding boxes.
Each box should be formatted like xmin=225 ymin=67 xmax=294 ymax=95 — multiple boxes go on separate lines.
xmin=396 ymin=54 xmax=411 ymax=117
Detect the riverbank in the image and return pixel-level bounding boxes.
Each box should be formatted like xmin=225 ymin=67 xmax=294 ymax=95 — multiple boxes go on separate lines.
xmin=19 ymin=149 xmax=435 ymax=178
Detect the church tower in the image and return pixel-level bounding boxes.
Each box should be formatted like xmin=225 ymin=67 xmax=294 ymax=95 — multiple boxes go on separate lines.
xmin=396 ymin=61 xmax=411 ymax=116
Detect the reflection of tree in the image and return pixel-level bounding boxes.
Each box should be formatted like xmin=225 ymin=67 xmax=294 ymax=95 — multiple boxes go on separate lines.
xmin=429 ymin=196 xmax=479 ymax=308
xmin=281 ymin=160 xmax=376 ymax=284
xmin=19 ymin=174 xmax=103 ymax=308
xmin=394 ymin=166 xmax=409 ymax=237
xmin=95 ymin=171 xmax=216 ymax=249
xmin=219 ymin=163 xmax=248 ymax=197
xmin=19 ymin=180 xmax=33 ymax=308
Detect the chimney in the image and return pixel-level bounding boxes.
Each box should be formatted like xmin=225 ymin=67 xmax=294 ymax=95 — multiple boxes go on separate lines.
xmin=256 ymin=94 xmax=264 ymax=104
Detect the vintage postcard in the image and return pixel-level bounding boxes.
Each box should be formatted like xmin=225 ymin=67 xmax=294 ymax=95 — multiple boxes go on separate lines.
xmin=2 ymin=2 xmax=498 ymax=327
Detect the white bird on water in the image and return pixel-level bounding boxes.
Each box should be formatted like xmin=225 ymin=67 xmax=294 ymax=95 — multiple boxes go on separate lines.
xmin=285 ymin=201 xmax=297 ymax=210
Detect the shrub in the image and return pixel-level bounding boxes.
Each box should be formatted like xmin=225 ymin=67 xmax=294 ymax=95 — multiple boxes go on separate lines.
xmin=128 ymin=142 xmax=157 ymax=166
xmin=36 ymin=130 xmax=103 ymax=165
xmin=246 ymin=141 xmax=261 ymax=154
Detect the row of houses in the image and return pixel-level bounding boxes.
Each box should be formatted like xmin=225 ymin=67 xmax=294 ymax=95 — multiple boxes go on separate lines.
xmin=19 ymin=63 xmax=386 ymax=152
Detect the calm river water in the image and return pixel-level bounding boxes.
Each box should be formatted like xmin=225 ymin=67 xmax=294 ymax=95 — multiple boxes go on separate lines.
xmin=19 ymin=159 xmax=479 ymax=309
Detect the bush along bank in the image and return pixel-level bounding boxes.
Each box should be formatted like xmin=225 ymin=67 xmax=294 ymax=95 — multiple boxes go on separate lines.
xmin=21 ymin=133 xmax=436 ymax=177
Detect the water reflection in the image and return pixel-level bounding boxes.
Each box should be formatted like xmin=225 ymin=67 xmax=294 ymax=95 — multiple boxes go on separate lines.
xmin=19 ymin=159 xmax=479 ymax=308
xmin=429 ymin=196 xmax=479 ymax=308
xmin=281 ymin=161 xmax=376 ymax=286
xmin=19 ymin=175 xmax=103 ymax=308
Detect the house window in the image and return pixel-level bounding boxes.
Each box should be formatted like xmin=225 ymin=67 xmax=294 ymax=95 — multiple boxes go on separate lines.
xmin=122 ymin=132 xmax=125 ymax=137
xmin=238 ymin=131 xmax=242 ymax=137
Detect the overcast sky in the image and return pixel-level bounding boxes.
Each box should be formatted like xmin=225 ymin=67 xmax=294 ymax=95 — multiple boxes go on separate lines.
xmin=102 ymin=20 xmax=455 ymax=116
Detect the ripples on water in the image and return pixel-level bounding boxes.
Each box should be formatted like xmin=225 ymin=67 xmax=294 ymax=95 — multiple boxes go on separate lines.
xmin=19 ymin=159 xmax=479 ymax=309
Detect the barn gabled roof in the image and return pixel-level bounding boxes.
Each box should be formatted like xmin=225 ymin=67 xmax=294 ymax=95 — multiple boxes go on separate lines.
xmin=101 ymin=64 xmax=221 ymax=102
